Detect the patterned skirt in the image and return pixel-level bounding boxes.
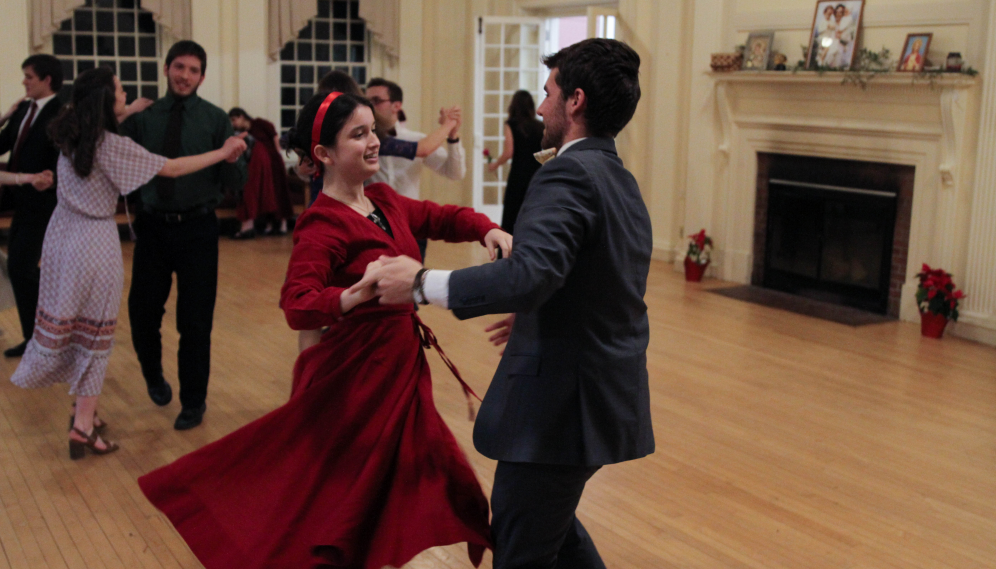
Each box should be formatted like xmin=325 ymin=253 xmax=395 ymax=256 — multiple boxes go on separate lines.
xmin=10 ymin=205 xmax=123 ymax=396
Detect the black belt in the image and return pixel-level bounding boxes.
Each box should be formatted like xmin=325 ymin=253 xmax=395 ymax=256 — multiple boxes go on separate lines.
xmin=142 ymin=205 xmax=212 ymax=223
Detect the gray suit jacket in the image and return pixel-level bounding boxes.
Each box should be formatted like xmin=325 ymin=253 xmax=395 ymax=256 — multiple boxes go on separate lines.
xmin=449 ymin=137 xmax=654 ymax=466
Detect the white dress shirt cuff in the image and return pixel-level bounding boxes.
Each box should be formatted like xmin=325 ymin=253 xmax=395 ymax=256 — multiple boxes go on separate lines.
xmin=423 ymin=270 xmax=452 ymax=308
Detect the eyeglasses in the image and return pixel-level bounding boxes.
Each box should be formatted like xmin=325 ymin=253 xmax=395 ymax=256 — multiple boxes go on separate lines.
xmin=368 ymin=96 xmax=392 ymax=106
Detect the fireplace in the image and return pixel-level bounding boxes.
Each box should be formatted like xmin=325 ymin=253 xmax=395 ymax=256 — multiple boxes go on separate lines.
xmin=752 ymin=154 xmax=914 ymax=317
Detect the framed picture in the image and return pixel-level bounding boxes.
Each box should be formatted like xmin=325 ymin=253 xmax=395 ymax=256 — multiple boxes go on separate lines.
xmin=805 ymin=0 xmax=866 ymax=70
xmin=899 ymin=33 xmax=932 ymax=72
xmin=742 ymin=31 xmax=775 ymax=70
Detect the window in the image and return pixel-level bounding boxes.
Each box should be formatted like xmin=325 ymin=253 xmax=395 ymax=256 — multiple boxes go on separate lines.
xmin=279 ymin=0 xmax=370 ymax=130
xmin=51 ymin=0 xmax=161 ymax=103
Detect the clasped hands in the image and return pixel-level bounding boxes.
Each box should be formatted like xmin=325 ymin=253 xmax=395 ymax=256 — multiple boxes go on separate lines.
xmin=346 ymin=228 xmax=512 ymax=307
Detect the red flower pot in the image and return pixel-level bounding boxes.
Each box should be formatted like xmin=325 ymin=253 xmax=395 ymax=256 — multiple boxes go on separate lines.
xmin=684 ymin=257 xmax=709 ymax=282
xmin=920 ymin=311 xmax=948 ymax=338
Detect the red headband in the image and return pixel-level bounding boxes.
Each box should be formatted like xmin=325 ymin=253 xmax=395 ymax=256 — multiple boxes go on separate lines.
xmin=310 ymin=91 xmax=343 ymax=174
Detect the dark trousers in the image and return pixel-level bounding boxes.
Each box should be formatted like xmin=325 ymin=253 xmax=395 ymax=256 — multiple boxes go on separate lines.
xmin=491 ymin=461 xmax=606 ymax=569
xmin=128 ymin=211 xmax=219 ymax=409
xmin=7 ymin=208 xmax=53 ymax=341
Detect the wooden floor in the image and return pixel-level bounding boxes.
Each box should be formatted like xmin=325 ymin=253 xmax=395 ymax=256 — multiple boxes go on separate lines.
xmin=0 ymin=236 xmax=994 ymax=569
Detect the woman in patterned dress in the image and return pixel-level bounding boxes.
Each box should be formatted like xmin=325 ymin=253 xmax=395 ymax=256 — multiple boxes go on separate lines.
xmin=9 ymin=67 xmax=247 ymax=459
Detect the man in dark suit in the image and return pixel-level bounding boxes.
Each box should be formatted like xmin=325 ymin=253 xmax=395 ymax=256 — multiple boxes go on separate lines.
xmin=355 ymin=39 xmax=652 ymax=568
xmin=0 ymin=55 xmax=62 ymax=357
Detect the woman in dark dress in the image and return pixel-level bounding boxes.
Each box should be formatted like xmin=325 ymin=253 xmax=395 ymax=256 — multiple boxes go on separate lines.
xmin=489 ymin=90 xmax=544 ymax=233
xmin=229 ymin=107 xmax=294 ymax=237
xmin=138 ymin=92 xmax=512 ymax=569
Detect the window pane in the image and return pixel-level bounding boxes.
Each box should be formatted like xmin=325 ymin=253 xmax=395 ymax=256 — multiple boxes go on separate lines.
xmin=139 ymin=35 xmax=156 ymax=56
xmin=96 ymin=0 xmax=114 ymax=8
xmin=53 ymin=34 xmax=73 ymax=55
xmin=297 ymin=42 xmax=312 ymax=61
xmin=282 ymin=87 xmax=296 ymax=105
xmin=123 ymin=84 xmax=138 ymax=102
xmin=118 ymin=35 xmax=135 ymax=56
xmin=61 ymin=59 xmax=75 ymax=81
xmin=141 ymin=85 xmax=158 ymax=100
xmin=280 ymin=43 xmax=294 ymax=61
xmin=78 ymin=60 xmax=96 ymax=73
xmin=333 ymin=44 xmax=347 ymax=62
xmin=118 ymin=0 xmax=135 ymax=8
xmin=299 ymin=87 xmax=314 ymax=105
xmin=333 ymin=22 xmax=347 ymax=41
xmin=282 ymin=109 xmax=297 ymax=129
xmin=98 ymin=60 xmax=116 ymax=74
xmin=60 ymin=18 xmax=72 ymax=31
xmin=299 ymin=65 xmax=314 ymax=84
xmin=350 ymin=44 xmax=363 ymax=63
xmin=351 ymin=66 xmax=366 ymax=85
xmin=120 ymin=60 xmax=137 ymax=81
xmin=96 ymin=11 xmax=114 ymax=32
xmin=315 ymin=21 xmax=330 ymax=40
xmin=141 ymin=61 xmax=158 ymax=81
xmin=281 ymin=65 xmax=296 ymax=83
xmin=76 ymin=35 xmax=94 ymax=55
xmin=75 ymin=10 xmax=93 ymax=31
xmin=138 ymin=12 xmax=155 ymax=33
xmin=317 ymin=0 xmax=330 ymax=18
xmin=117 ymin=12 xmax=134 ymax=32
xmin=298 ymin=22 xmax=312 ymax=39
xmin=97 ymin=35 xmax=115 ymax=56
xmin=350 ymin=22 xmax=364 ymax=41
xmin=333 ymin=1 xmax=348 ymax=19
xmin=317 ymin=65 xmax=332 ymax=79
xmin=315 ymin=43 xmax=329 ymax=61
xmin=350 ymin=0 xmax=359 ymax=18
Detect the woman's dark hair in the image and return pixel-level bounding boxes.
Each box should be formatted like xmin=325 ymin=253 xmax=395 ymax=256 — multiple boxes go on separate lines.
xmin=507 ymin=90 xmax=543 ymax=137
xmin=542 ymin=38 xmax=641 ymax=138
xmin=228 ymin=107 xmax=251 ymax=121
xmin=48 ymin=66 xmax=119 ymax=178
xmin=291 ymin=92 xmax=374 ymax=163
xmin=317 ymin=70 xmax=363 ymax=96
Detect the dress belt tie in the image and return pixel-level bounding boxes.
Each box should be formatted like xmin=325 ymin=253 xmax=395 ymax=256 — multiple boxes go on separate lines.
xmin=412 ymin=313 xmax=482 ymax=421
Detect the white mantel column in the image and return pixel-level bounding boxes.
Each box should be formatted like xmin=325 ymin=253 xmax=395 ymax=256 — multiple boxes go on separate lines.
xmin=956 ymin=0 xmax=996 ymax=345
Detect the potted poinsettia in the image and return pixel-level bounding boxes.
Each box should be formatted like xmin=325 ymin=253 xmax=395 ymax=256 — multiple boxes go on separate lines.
xmin=915 ymin=264 xmax=965 ymax=338
xmin=684 ymin=229 xmax=712 ymax=282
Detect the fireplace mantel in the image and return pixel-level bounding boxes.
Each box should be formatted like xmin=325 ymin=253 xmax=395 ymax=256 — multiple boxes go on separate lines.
xmin=704 ymin=70 xmax=981 ymax=322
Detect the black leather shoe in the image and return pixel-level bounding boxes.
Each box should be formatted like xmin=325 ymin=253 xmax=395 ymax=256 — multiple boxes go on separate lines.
xmin=174 ymin=403 xmax=206 ymax=431
xmin=147 ymin=378 xmax=173 ymax=406
xmin=4 ymin=341 xmax=27 ymax=358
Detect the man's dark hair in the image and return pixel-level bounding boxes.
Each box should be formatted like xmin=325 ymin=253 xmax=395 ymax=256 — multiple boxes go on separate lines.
xmin=541 ymin=38 xmax=641 ymax=138
xmin=165 ymin=40 xmax=208 ymax=74
xmin=366 ymin=78 xmax=403 ymax=102
xmin=228 ymin=107 xmax=252 ymax=120
xmin=22 ymin=54 xmax=63 ymax=92
xmin=317 ymin=70 xmax=363 ymax=96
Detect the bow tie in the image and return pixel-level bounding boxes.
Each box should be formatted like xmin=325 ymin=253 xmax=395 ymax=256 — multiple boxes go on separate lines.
xmin=533 ymin=148 xmax=557 ymax=165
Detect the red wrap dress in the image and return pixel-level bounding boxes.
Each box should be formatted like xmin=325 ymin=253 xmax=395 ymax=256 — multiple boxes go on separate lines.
xmin=139 ymin=183 xmax=498 ymax=569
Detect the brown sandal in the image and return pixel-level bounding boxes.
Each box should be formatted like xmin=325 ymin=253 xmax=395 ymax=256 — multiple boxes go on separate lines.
xmin=69 ymin=427 xmax=119 ymax=460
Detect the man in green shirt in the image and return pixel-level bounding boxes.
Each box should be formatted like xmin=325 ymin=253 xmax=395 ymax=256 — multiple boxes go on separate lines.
xmin=121 ymin=40 xmax=247 ymax=431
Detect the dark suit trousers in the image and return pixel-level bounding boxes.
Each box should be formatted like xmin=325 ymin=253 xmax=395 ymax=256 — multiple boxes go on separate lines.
xmin=491 ymin=461 xmax=606 ymax=569
xmin=128 ymin=211 xmax=218 ymax=409
xmin=7 ymin=206 xmax=54 ymax=341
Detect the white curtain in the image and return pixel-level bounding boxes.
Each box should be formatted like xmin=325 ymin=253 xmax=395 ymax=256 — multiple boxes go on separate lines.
xmin=31 ymin=0 xmax=191 ymax=53
xmin=268 ymin=0 xmax=317 ymax=62
xmin=359 ymin=0 xmax=398 ymax=59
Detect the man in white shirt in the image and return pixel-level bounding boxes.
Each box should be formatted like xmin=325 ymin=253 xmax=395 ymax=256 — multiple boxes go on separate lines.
xmin=0 ymin=55 xmax=62 ymax=357
xmin=365 ymin=78 xmax=465 ymax=260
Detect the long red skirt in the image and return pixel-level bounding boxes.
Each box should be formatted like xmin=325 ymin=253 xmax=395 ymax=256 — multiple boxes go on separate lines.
xmin=139 ymin=311 xmax=491 ymax=568
xmin=237 ymin=143 xmax=293 ymax=222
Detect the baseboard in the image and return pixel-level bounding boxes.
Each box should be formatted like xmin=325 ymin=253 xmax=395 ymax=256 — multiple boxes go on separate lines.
xmin=950 ymin=313 xmax=996 ymax=347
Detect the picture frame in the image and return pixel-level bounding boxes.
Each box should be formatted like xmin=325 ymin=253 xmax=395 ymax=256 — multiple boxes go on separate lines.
xmin=742 ymin=31 xmax=775 ymax=70
xmin=898 ymin=33 xmax=932 ymax=72
xmin=805 ymin=0 xmax=866 ymax=70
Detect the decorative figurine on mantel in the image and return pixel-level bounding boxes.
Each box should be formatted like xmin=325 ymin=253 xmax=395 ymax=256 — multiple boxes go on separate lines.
xmin=773 ymin=53 xmax=788 ymax=70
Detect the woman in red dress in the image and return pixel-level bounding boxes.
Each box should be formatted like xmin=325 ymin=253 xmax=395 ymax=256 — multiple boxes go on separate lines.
xmin=229 ymin=107 xmax=294 ymax=237
xmin=139 ymin=92 xmax=512 ymax=569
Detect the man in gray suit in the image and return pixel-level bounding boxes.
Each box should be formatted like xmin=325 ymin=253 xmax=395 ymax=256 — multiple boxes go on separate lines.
xmin=355 ymin=38 xmax=653 ymax=568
